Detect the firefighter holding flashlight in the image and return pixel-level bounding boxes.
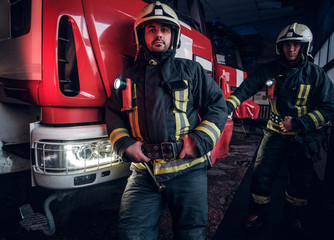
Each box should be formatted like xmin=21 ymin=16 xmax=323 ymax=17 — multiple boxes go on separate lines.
xmin=226 ymin=23 xmax=334 ymax=234
xmin=105 ymin=1 xmax=227 ymax=239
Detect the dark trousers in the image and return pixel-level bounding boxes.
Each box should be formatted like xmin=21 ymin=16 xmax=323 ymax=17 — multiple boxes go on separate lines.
xmin=250 ymin=130 xmax=314 ymax=204
xmin=324 ymin=121 xmax=334 ymax=204
xmin=118 ymin=167 xmax=208 ymax=240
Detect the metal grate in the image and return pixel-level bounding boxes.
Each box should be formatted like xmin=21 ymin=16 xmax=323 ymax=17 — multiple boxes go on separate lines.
xmin=32 ymin=140 xmax=121 ymax=175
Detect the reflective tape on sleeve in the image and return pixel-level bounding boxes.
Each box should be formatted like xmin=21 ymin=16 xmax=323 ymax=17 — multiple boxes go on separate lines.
xmin=195 ymin=120 xmax=220 ymax=145
xmin=307 ymin=110 xmax=325 ymax=129
xmin=226 ymin=95 xmax=241 ymax=109
xmin=109 ymin=128 xmax=130 ymax=145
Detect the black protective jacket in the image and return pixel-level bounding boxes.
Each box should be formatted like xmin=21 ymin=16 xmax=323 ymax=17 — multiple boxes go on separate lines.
xmin=105 ymin=50 xmax=227 ymax=181
xmin=227 ymin=57 xmax=334 ymax=135
xmin=226 ymin=57 xmax=334 ymax=162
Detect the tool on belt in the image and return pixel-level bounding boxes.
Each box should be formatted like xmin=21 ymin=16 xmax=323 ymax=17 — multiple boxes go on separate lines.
xmin=141 ymin=141 xmax=183 ymax=192
xmin=143 ymin=162 xmax=166 ymax=192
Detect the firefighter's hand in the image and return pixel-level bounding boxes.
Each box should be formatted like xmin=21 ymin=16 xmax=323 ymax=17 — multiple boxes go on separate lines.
xmin=179 ymin=135 xmax=200 ymax=159
xmin=279 ymin=116 xmax=294 ymax=132
xmin=124 ymin=141 xmax=150 ymax=163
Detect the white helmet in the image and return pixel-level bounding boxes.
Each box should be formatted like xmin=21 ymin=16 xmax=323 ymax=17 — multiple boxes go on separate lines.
xmin=276 ymin=22 xmax=313 ymax=56
xmin=134 ymin=1 xmax=181 ymax=52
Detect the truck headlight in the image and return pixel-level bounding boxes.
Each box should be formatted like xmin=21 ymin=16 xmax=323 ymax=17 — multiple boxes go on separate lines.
xmin=33 ymin=138 xmax=120 ymax=172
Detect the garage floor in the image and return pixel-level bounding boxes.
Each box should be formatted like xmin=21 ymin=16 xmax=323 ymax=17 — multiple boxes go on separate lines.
xmin=1 ymin=128 xmax=332 ymax=240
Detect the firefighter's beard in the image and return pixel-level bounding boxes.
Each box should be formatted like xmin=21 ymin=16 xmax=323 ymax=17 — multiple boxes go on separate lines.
xmin=149 ymin=38 xmax=170 ymax=58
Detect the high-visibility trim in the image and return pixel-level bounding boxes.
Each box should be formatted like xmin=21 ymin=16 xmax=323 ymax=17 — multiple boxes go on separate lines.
xmin=133 ymin=83 xmax=137 ymax=99
xmin=296 ymin=84 xmax=311 ymax=106
xmin=173 ymin=80 xmax=190 ymax=140
xmin=295 ymin=84 xmax=311 ymax=117
xmin=128 ymin=106 xmax=143 ymax=141
xmin=127 ymin=84 xmax=143 ymax=140
xmin=153 ymin=156 xmax=207 ymax=175
xmin=285 ymin=191 xmax=308 ymax=206
xmin=173 ymin=86 xmax=189 ymax=112
xmin=267 ymin=120 xmax=298 ymax=135
xmin=195 ymin=120 xmax=220 ymax=146
xmin=109 ymin=128 xmax=130 ymax=145
xmin=269 ymin=97 xmax=279 ymax=115
xmin=296 ymin=105 xmax=307 ymax=117
xmin=307 ymin=110 xmax=325 ymax=129
xmin=133 ymin=162 xmax=146 ymax=169
xmin=251 ymin=193 xmax=270 ymax=205
xmin=174 ymin=110 xmax=190 ymax=140
xmin=226 ymin=95 xmax=240 ymax=109
xmin=149 ymin=59 xmax=157 ymax=65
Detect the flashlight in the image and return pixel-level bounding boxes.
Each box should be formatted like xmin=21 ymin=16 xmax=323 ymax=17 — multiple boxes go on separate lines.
xmin=114 ymin=78 xmax=133 ymax=111
xmin=265 ymin=78 xmax=275 ymax=99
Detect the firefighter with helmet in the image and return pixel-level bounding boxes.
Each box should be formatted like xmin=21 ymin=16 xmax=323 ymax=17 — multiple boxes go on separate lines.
xmin=105 ymin=1 xmax=227 ymax=239
xmin=226 ymin=22 xmax=334 ymax=234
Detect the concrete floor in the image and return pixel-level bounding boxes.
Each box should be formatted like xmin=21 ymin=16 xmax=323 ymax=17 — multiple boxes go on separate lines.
xmin=1 ymin=124 xmax=333 ymax=240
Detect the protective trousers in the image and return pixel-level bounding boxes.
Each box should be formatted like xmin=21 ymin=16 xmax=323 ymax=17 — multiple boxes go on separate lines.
xmin=118 ymin=167 xmax=208 ymax=240
xmin=250 ymin=130 xmax=314 ymax=209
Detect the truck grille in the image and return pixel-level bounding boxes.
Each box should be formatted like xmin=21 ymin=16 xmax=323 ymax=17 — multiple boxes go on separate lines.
xmin=58 ymin=16 xmax=80 ymax=96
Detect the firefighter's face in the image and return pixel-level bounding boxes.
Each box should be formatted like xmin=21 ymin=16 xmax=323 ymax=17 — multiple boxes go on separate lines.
xmin=282 ymin=41 xmax=301 ymax=63
xmin=144 ymin=22 xmax=171 ymax=53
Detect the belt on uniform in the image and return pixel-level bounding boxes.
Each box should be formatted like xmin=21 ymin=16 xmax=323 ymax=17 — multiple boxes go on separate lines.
xmin=270 ymin=112 xmax=284 ymax=124
xmin=142 ymin=141 xmax=184 ymax=160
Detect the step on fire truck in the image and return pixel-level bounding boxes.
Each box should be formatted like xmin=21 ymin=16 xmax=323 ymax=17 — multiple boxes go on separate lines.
xmin=0 ymin=0 xmax=256 ymax=235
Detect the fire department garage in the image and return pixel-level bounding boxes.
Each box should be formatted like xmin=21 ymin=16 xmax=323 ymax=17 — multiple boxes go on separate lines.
xmin=0 ymin=0 xmax=333 ymax=240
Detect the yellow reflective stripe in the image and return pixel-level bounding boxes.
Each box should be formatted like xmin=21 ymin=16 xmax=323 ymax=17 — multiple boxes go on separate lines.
xmin=302 ymin=85 xmax=310 ymax=104
xmin=174 ymin=110 xmax=190 ymax=140
xmin=128 ymin=84 xmax=143 ymax=140
xmin=128 ymin=106 xmax=143 ymax=141
xmin=267 ymin=120 xmax=298 ymax=135
xmin=173 ymin=81 xmax=190 ymax=141
xmin=153 ymin=156 xmax=207 ymax=175
xmin=195 ymin=120 xmax=220 ymax=145
xmin=251 ymin=193 xmax=270 ymax=204
xmin=296 ymin=84 xmax=311 ymax=105
xmin=133 ymin=83 xmax=137 ymax=99
xmin=296 ymin=85 xmax=304 ymax=105
xmin=307 ymin=110 xmax=325 ymax=129
xmin=109 ymin=128 xmax=130 ymax=145
xmin=226 ymin=95 xmax=240 ymax=109
xmin=149 ymin=59 xmax=157 ymax=65
xmin=295 ymin=84 xmax=311 ymax=117
xmin=285 ymin=192 xmax=308 ymax=206
xmin=296 ymin=105 xmax=307 ymax=117
xmin=269 ymin=97 xmax=279 ymax=115
xmin=132 ymin=162 xmax=146 ymax=169
xmin=173 ymin=81 xmax=189 ymax=112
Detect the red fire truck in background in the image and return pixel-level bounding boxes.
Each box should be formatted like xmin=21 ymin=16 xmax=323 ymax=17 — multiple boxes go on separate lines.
xmin=0 ymin=0 xmax=256 ymax=235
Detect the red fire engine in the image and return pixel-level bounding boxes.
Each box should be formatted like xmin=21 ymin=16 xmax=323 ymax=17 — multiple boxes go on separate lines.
xmin=0 ymin=0 xmax=256 ymax=235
